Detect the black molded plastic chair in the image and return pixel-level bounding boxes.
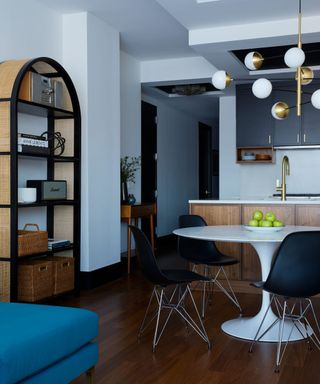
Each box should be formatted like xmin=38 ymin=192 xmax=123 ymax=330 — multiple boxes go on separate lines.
xmin=249 ymin=231 xmax=320 ymax=372
xmin=178 ymin=215 xmax=241 ymax=317
xmin=129 ymin=225 xmax=211 ymax=352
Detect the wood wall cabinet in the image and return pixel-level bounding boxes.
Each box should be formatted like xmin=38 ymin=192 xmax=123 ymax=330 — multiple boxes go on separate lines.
xmin=0 ymin=58 xmax=81 ymax=302
xmin=189 ymin=203 xmax=320 ymax=292
xmin=190 ymin=204 xmax=241 ymax=280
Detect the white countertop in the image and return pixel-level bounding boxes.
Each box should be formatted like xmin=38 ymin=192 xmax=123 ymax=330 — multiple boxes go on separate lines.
xmin=189 ymin=198 xmax=320 ymax=205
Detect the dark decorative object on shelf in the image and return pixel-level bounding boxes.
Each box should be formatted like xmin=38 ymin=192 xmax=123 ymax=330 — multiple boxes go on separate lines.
xmin=121 ymin=182 xmax=128 ymax=203
xmin=127 ymin=194 xmax=136 ymax=205
xmin=41 ymin=131 xmax=66 ymax=156
xmin=120 ymin=156 xmax=141 ymax=203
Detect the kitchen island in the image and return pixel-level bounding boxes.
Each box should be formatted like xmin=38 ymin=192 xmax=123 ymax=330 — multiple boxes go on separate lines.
xmin=189 ymin=199 xmax=320 ymax=291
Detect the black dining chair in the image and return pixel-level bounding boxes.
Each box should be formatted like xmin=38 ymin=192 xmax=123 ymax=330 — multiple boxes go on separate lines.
xmin=178 ymin=215 xmax=241 ymax=318
xmin=249 ymin=231 xmax=320 ymax=372
xmin=129 ymin=225 xmax=211 ymax=352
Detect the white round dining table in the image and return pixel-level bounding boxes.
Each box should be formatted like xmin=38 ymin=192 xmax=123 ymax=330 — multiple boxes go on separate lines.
xmin=173 ymin=224 xmax=319 ymax=342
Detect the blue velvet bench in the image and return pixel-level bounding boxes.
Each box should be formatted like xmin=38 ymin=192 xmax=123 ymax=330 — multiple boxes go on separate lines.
xmin=0 ymin=302 xmax=99 ymax=384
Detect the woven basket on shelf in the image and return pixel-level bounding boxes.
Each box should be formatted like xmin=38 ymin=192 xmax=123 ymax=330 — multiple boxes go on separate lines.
xmin=47 ymin=256 xmax=75 ymax=295
xmin=18 ymin=259 xmax=53 ymax=302
xmin=18 ymin=224 xmax=48 ymax=257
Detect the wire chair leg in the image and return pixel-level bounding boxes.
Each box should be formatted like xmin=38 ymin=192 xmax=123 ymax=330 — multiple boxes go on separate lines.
xmin=138 ymin=287 xmax=156 ymax=338
xmin=152 ymin=288 xmax=164 ymax=352
xmin=275 ymin=300 xmax=287 ymax=372
xmin=201 ymin=266 xmax=208 ymax=318
xmin=218 ymin=267 xmax=242 ymax=313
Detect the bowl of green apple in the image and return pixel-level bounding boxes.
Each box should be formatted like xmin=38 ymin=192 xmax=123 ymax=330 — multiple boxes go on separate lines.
xmin=244 ymin=210 xmax=285 ymax=232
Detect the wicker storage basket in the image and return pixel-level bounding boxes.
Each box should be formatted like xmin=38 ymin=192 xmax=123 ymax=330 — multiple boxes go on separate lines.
xmin=18 ymin=259 xmax=53 ymax=302
xmin=47 ymin=256 xmax=75 ymax=295
xmin=18 ymin=224 xmax=48 ymax=257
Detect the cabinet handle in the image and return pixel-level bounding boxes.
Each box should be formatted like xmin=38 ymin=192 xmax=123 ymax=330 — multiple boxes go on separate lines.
xmin=303 ymin=133 xmax=306 ymax=143
xmin=297 ymin=133 xmax=300 ymax=143
xmin=268 ymin=135 xmax=271 ymax=144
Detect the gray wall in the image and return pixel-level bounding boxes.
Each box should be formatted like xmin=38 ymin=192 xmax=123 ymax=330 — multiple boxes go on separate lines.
xmin=142 ymin=94 xmax=199 ymax=236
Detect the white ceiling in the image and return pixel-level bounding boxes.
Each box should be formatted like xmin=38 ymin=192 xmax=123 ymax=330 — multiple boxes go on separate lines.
xmin=156 ymin=0 xmax=320 ymax=30
xmin=36 ymin=0 xmax=320 ymax=121
xmin=36 ymin=0 xmax=196 ymax=60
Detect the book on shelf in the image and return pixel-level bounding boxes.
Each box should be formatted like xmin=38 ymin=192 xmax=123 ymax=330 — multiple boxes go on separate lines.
xmin=48 ymin=239 xmax=71 ymax=250
xmin=18 ymin=133 xmax=49 ymax=147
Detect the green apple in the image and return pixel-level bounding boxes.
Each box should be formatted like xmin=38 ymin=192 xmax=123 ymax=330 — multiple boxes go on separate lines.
xmin=248 ymin=219 xmax=259 ymax=227
xmin=273 ymin=220 xmax=284 ymax=227
xmin=265 ymin=211 xmax=276 ymax=222
xmin=260 ymin=220 xmax=272 ymax=227
xmin=252 ymin=210 xmax=263 ymax=221
xmin=258 ymin=220 xmax=264 ymax=227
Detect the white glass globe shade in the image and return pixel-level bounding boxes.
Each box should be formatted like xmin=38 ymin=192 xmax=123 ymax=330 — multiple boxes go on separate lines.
xmin=252 ymin=78 xmax=272 ymax=99
xmin=212 ymin=70 xmax=228 ymax=90
xmin=284 ymin=47 xmax=305 ymax=68
xmin=244 ymin=52 xmax=263 ymax=70
xmin=311 ymin=89 xmax=320 ymax=109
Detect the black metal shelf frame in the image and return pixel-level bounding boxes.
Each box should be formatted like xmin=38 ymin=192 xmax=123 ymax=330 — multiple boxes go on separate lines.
xmin=1 ymin=57 xmax=82 ymax=302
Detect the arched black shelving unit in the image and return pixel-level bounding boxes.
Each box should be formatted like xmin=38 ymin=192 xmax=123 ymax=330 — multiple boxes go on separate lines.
xmin=0 ymin=57 xmax=81 ymax=302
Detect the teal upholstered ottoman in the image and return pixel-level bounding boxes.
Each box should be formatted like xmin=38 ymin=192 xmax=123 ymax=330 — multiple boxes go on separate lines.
xmin=0 ymin=303 xmax=99 ymax=384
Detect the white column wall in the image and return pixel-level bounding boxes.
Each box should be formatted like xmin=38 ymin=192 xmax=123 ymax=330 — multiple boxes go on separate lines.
xmin=63 ymin=12 xmax=121 ymax=271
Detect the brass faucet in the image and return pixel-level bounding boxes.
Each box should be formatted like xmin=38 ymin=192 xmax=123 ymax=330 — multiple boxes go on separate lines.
xmin=276 ymin=156 xmax=290 ymax=201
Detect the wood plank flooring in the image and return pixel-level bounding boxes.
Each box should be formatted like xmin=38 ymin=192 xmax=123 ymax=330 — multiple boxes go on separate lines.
xmin=55 ymin=271 xmax=320 ymax=384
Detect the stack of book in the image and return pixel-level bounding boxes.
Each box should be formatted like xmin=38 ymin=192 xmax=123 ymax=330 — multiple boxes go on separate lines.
xmin=18 ymin=133 xmax=50 ymax=155
xmin=48 ymin=239 xmax=71 ymax=251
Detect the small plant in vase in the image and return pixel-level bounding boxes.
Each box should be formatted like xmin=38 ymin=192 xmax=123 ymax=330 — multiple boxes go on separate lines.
xmin=120 ymin=156 xmax=141 ymax=203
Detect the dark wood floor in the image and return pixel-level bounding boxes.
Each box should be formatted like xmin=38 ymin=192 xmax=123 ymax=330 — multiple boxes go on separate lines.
xmin=57 ymin=268 xmax=320 ymax=384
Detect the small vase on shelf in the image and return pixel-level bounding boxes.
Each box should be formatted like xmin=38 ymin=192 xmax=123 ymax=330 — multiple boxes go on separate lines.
xmin=127 ymin=194 xmax=136 ymax=205
xmin=121 ymin=182 xmax=128 ymax=203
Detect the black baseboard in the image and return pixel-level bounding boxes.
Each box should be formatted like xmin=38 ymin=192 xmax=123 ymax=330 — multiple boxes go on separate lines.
xmin=80 ymin=262 xmax=123 ymax=290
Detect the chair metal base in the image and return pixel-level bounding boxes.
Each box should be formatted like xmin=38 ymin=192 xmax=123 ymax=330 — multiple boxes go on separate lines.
xmin=249 ymin=296 xmax=320 ymax=372
xmin=192 ymin=264 xmax=242 ymax=318
xmin=138 ymin=284 xmax=211 ymax=352
xmin=86 ymin=367 xmax=95 ymax=384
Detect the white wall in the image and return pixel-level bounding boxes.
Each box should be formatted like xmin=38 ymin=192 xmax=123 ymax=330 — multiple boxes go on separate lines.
xmin=0 ymin=0 xmax=62 ymax=61
xmin=120 ymin=51 xmax=141 ymax=252
xmin=219 ymin=96 xmax=241 ymax=199
xmin=141 ymin=56 xmax=216 ymax=84
xmin=142 ymin=94 xmax=199 ymax=236
xmin=219 ymin=95 xmax=320 ymax=199
xmin=63 ymin=12 xmax=121 ymax=271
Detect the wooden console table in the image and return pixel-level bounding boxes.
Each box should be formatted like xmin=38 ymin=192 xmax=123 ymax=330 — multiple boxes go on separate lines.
xmin=121 ymin=202 xmax=156 ymax=274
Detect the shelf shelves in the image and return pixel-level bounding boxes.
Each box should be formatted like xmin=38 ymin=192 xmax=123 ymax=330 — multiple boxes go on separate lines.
xmin=18 ymin=200 xmax=77 ymax=208
xmin=17 ymin=99 xmax=74 ymax=118
xmin=18 ymin=153 xmax=79 ymax=162
xmin=0 ymin=57 xmax=81 ymax=303
xmin=16 ymin=244 xmax=75 ymax=260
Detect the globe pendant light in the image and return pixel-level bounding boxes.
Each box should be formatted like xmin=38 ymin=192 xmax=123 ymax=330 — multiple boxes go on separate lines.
xmin=244 ymin=52 xmax=264 ymax=70
xmin=311 ymin=90 xmax=320 ymax=109
xmin=284 ymin=47 xmax=305 ymax=68
xmin=211 ymin=0 xmax=319 ymax=121
xmin=211 ymin=70 xmax=232 ymax=90
xmin=271 ymin=102 xmax=290 ymax=120
xmin=252 ymin=78 xmax=272 ymax=99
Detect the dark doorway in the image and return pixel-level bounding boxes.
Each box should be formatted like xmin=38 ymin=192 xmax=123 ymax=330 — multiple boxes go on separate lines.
xmin=199 ymin=122 xmax=213 ymax=199
xmin=141 ymin=101 xmax=157 ymax=241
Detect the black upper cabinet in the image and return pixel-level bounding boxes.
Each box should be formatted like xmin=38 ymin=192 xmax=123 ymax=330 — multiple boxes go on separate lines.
xmin=273 ymin=85 xmax=301 ymax=146
xmin=302 ymin=84 xmax=320 ymax=145
xmin=236 ymin=85 xmax=274 ymax=147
